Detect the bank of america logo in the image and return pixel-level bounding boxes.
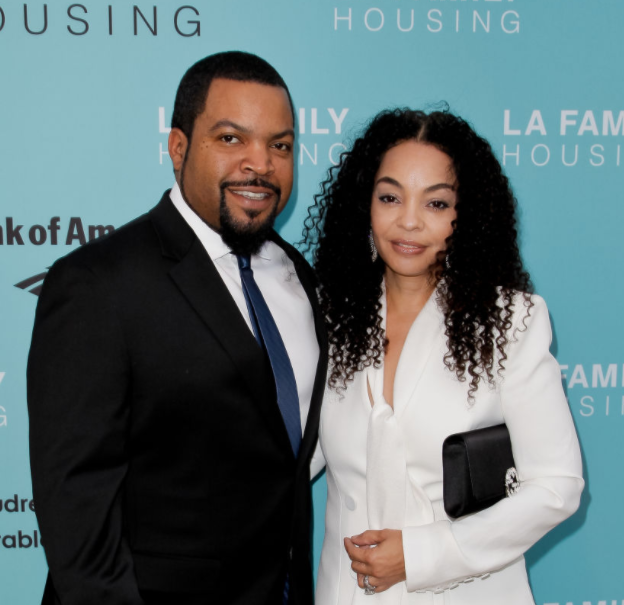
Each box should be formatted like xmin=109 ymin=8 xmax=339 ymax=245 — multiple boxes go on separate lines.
xmin=15 ymin=271 xmax=48 ymax=296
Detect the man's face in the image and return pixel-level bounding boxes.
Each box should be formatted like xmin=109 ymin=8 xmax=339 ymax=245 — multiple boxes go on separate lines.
xmin=169 ymin=78 xmax=295 ymax=254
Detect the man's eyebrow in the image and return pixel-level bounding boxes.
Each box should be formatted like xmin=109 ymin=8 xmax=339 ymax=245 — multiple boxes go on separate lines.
xmin=209 ymin=120 xmax=250 ymax=134
xmin=272 ymin=129 xmax=295 ymax=139
xmin=208 ymin=121 xmax=295 ymax=141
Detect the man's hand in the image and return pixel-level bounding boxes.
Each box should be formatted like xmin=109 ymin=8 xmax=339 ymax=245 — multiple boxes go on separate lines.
xmin=344 ymin=529 xmax=406 ymax=593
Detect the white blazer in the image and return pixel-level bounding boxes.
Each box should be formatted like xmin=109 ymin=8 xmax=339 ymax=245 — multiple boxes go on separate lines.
xmin=312 ymin=292 xmax=584 ymax=605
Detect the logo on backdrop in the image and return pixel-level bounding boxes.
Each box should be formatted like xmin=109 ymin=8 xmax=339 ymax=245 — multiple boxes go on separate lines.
xmin=0 ymin=4 xmax=200 ymax=37
xmin=158 ymin=106 xmax=351 ymax=169
xmin=502 ymin=109 xmax=623 ymax=169
xmin=4 ymin=218 xmax=116 ymax=295
xmin=561 ymin=363 xmax=624 ymax=419
xmin=0 ymin=217 xmax=114 ymax=247
xmin=332 ymin=0 xmax=520 ymax=35
xmin=0 ymin=494 xmax=41 ymax=550
xmin=15 ymin=271 xmax=48 ymax=296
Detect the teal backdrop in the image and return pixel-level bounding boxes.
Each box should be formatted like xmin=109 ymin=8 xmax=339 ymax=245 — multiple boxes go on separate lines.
xmin=1 ymin=1 xmax=623 ymax=604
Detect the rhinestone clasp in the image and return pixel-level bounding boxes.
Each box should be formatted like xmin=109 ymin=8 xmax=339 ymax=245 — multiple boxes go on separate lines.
xmin=505 ymin=467 xmax=520 ymax=497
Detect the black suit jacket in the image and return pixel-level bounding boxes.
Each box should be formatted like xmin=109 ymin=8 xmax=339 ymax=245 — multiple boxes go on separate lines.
xmin=27 ymin=192 xmax=328 ymax=605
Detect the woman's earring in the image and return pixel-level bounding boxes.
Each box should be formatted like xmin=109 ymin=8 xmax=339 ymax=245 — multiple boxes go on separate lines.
xmin=445 ymin=254 xmax=450 ymax=269
xmin=369 ymin=229 xmax=378 ymax=262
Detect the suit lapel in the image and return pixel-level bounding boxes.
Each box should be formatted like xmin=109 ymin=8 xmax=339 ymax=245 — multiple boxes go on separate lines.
xmin=149 ymin=194 xmax=294 ymax=456
xmin=392 ymin=291 xmax=444 ymax=420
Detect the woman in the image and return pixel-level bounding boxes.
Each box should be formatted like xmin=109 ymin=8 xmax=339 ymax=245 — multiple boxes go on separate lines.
xmin=305 ymin=109 xmax=584 ymax=604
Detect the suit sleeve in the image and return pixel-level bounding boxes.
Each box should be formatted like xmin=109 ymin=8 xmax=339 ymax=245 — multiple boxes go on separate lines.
xmin=310 ymin=427 xmax=327 ymax=480
xmin=27 ymin=258 xmax=144 ymax=605
xmin=402 ymin=295 xmax=584 ymax=593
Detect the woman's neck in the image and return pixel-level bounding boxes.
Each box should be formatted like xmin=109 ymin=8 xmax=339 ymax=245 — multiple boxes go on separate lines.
xmin=384 ymin=271 xmax=435 ymax=317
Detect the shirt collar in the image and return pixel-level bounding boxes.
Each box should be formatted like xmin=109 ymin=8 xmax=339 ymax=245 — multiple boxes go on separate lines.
xmin=168 ymin=182 xmax=272 ymax=262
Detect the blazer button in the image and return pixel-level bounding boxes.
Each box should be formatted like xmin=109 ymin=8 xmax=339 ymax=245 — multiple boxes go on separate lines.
xmin=289 ymin=547 xmax=293 ymax=560
xmin=344 ymin=496 xmax=357 ymax=511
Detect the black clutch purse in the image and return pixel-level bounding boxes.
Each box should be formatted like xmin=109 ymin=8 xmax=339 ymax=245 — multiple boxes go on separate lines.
xmin=442 ymin=424 xmax=519 ymax=519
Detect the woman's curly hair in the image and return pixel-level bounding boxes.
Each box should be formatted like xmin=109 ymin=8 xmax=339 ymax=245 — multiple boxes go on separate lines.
xmin=302 ymin=108 xmax=533 ymax=399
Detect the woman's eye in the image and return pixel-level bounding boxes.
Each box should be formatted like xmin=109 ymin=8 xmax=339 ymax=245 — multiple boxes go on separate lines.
xmin=428 ymin=199 xmax=450 ymax=210
xmin=379 ymin=194 xmax=398 ymax=204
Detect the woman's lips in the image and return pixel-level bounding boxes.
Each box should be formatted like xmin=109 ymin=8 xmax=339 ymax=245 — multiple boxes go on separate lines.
xmin=391 ymin=240 xmax=427 ymax=254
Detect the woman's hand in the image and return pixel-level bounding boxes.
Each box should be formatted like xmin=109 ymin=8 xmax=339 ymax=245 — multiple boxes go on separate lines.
xmin=344 ymin=529 xmax=406 ymax=593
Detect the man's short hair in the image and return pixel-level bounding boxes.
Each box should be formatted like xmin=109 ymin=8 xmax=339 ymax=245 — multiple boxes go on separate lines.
xmin=171 ymin=51 xmax=295 ymax=142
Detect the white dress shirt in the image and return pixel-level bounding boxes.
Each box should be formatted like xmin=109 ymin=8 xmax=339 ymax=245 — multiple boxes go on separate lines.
xmin=169 ymin=183 xmax=319 ymax=432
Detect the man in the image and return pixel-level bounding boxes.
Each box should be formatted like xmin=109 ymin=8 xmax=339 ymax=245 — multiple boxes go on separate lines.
xmin=27 ymin=51 xmax=327 ymax=605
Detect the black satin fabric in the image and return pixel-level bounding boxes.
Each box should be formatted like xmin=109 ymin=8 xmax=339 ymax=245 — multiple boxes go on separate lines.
xmin=442 ymin=424 xmax=516 ymax=519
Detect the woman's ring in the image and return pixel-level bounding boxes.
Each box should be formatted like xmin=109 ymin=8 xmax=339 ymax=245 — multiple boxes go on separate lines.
xmin=363 ymin=574 xmax=376 ymax=595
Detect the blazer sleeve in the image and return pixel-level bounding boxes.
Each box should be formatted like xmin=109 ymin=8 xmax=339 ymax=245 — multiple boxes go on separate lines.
xmin=402 ymin=294 xmax=584 ymax=593
xmin=27 ymin=258 xmax=144 ymax=605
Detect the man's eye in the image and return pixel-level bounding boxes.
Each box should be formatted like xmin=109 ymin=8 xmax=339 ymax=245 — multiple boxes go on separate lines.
xmin=272 ymin=142 xmax=292 ymax=152
xmin=221 ymin=135 xmax=241 ymax=144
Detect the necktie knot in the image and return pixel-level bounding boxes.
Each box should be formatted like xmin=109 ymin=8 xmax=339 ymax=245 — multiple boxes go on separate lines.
xmin=237 ymin=254 xmax=252 ymax=272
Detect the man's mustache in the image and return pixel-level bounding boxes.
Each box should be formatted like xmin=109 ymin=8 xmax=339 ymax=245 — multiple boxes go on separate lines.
xmin=220 ymin=178 xmax=281 ymax=197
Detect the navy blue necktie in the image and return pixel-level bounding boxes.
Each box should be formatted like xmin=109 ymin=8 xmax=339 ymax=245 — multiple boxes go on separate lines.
xmin=237 ymin=254 xmax=302 ymax=456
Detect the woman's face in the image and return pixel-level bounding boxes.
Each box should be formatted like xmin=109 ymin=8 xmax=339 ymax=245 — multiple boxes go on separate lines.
xmin=370 ymin=140 xmax=457 ymax=282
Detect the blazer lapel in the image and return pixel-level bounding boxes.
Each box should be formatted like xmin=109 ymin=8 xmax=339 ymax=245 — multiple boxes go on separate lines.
xmin=149 ymin=194 xmax=294 ymax=456
xmin=392 ymin=291 xmax=445 ymax=420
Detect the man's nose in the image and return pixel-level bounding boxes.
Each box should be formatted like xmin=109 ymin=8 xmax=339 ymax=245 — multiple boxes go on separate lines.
xmin=242 ymin=143 xmax=274 ymax=176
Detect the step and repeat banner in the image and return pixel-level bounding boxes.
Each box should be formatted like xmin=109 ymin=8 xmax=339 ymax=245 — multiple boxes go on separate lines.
xmin=1 ymin=1 xmax=623 ymax=603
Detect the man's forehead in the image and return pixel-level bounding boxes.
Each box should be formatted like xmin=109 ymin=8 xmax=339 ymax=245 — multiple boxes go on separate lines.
xmin=200 ymin=78 xmax=294 ymax=127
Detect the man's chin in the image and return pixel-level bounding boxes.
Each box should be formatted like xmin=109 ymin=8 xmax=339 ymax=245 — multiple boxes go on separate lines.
xmin=231 ymin=212 xmax=273 ymax=234
xmin=227 ymin=201 xmax=271 ymax=224
xmin=219 ymin=191 xmax=280 ymax=257
xmin=220 ymin=212 xmax=277 ymax=257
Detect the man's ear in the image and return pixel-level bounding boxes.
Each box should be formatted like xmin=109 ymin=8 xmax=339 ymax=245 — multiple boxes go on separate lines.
xmin=168 ymin=127 xmax=189 ymax=174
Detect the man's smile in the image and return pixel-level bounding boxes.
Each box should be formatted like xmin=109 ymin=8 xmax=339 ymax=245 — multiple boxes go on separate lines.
xmin=229 ymin=189 xmax=272 ymax=200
